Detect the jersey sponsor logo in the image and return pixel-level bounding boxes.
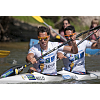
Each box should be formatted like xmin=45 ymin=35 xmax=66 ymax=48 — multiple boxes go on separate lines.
xmin=74 ymin=61 xmax=84 ymax=66
xmin=45 ymin=63 xmax=55 ymax=69
xmin=39 ymin=56 xmax=55 ymax=63
xmin=45 ymin=58 xmax=50 ymax=63
xmin=39 ymin=59 xmax=45 ymax=63
xmin=68 ymin=51 xmax=84 ymax=62
xmin=51 ymin=56 xmax=55 ymax=62
xmin=68 ymin=55 xmax=74 ymax=61
xmin=74 ymin=54 xmax=79 ymax=60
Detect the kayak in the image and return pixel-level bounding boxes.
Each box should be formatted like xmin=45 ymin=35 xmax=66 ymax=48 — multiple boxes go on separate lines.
xmin=0 ymin=72 xmax=64 ymax=84
xmin=0 ymin=69 xmax=100 ymax=83
xmin=30 ymin=39 xmax=39 ymax=48
xmin=0 ymin=50 xmax=10 ymax=58
xmin=57 ymin=69 xmax=100 ymax=80
xmin=86 ymin=48 xmax=100 ymax=55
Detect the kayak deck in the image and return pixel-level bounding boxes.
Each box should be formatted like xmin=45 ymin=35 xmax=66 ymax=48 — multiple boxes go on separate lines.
xmin=0 ymin=70 xmax=100 ymax=83
xmin=57 ymin=70 xmax=100 ymax=80
xmin=0 ymin=72 xmax=64 ymax=84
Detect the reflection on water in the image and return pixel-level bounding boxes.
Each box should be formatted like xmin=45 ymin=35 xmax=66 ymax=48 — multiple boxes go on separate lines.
xmin=0 ymin=42 xmax=100 ymax=84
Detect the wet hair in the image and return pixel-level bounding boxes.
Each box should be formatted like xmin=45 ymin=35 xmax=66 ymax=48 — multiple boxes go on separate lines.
xmin=64 ymin=25 xmax=76 ymax=35
xmin=37 ymin=26 xmax=50 ymax=36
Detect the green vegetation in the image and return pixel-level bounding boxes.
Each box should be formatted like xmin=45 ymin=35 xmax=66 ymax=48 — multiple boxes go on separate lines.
xmin=12 ymin=16 xmax=55 ymax=28
xmin=12 ymin=16 xmax=41 ymax=24
xmin=71 ymin=22 xmax=89 ymax=32
xmin=43 ymin=18 xmax=55 ymax=28
xmin=12 ymin=16 xmax=89 ymax=32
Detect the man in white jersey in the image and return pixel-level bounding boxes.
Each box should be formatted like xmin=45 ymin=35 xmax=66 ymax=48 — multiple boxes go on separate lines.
xmin=26 ymin=26 xmax=78 ymax=75
xmin=57 ymin=26 xmax=100 ymax=74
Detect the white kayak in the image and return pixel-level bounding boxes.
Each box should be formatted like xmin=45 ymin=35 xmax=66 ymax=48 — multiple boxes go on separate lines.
xmin=0 ymin=72 xmax=64 ymax=84
xmin=57 ymin=69 xmax=100 ymax=80
xmin=0 ymin=69 xmax=100 ymax=84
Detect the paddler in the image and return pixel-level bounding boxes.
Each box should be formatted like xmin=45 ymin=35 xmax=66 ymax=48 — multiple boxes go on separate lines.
xmin=26 ymin=26 xmax=78 ymax=75
xmin=57 ymin=26 xmax=100 ymax=74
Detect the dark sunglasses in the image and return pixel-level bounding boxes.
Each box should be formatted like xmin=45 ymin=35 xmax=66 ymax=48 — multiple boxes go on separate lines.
xmin=38 ymin=36 xmax=49 ymax=41
xmin=64 ymin=33 xmax=75 ymax=39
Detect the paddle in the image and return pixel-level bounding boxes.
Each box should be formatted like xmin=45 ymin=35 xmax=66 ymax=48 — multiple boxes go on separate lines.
xmin=0 ymin=50 xmax=10 ymax=58
xmin=32 ymin=16 xmax=67 ymax=42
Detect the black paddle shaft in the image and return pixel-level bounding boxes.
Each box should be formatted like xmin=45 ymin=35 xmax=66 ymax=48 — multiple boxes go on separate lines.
xmin=76 ymin=25 xmax=100 ymax=38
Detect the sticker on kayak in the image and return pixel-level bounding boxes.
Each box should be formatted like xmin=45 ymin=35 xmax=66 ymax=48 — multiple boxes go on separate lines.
xmin=62 ymin=75 xmax=71 ymax=79
xmin=26 ymin=75 xmax=36 ymax=80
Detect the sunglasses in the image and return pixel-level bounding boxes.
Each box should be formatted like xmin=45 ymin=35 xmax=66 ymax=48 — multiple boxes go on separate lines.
xmin=38 ymin=36 xmax=49 ymax=41
xmin=64 ymin=33 xmax=75 ymax=39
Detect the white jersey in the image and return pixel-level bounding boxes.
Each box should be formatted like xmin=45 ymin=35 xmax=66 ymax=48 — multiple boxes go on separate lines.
xmin=28 ymin=41 xmax=64 ymax=74
xmin=62 ymin=40 xmax=92 ymax=73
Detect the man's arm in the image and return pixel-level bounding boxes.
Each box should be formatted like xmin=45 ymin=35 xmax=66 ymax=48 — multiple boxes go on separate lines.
xmin=63 ymin=35 xmax=78 ymax=54
xmin=63 ymin=43 xmax=78 ymax=54
xmin=26 ymin=53 xmax=37 ymax=64
xmin=91 ymin=38 xmax=100 ymax=49
xmin=57 ymin=52 xmax=67 ymax=60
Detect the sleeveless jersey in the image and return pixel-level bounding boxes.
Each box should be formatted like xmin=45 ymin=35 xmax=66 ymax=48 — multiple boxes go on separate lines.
xmin=28 ymin=41 xmax=64 ymax=74
xmin=61 ymin=40 xmax=92 ymax=74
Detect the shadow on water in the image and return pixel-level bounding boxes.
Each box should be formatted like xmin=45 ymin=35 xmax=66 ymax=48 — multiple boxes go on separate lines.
xmin=0 ymin=42 xmax=100 ymax=84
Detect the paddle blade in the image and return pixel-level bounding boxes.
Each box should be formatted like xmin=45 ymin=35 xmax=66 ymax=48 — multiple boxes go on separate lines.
xmin=0 ymin=65 xmax=23 ymax=78
xmin=32 ymin=16 xmax=44 ymax=23
xmin=0 ymin=50 xmax=10 ymax=58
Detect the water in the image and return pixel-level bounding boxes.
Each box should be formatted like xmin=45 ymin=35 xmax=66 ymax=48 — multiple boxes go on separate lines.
xmin=0 ymin=42 xmax=100 ymax=84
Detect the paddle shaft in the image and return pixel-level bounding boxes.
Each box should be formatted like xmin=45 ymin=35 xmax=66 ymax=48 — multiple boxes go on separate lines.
xmin=77 ymin=29 xmax=99 ymax=45
xmin=44 ymin=22 xmax=67 ymax=42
